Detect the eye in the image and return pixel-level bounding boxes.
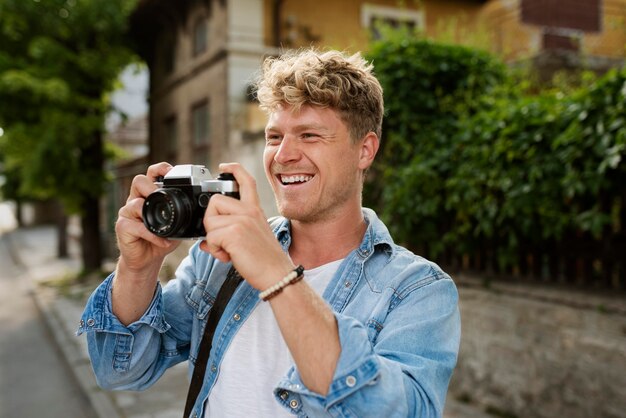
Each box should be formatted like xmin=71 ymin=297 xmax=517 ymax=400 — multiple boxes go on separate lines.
xmin=301 ymin=132 xmax=319 ymax=140
xmin=265 ymin=134 xmax=282 ymax=145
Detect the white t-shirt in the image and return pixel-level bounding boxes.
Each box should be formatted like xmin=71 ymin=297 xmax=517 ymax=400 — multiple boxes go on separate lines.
xmin=204 ymin=259 xmax=344 ymax=418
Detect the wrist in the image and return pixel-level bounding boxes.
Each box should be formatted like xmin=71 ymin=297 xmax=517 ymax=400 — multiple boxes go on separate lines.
xmin=259 ymin=265 xmax=305 ymax=301
xmin=117 ymin=256 xmax=163 ymax=284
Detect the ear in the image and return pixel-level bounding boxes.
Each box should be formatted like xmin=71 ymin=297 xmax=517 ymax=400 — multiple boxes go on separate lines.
xmin=358 ymin=132 xmax=380 ymax=171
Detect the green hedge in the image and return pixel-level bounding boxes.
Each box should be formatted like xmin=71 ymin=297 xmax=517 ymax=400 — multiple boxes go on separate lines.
xmin=365 ymin=34 xmax=626 ymax=275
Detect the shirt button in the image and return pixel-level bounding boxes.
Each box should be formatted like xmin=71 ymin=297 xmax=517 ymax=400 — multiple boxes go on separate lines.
xmin=279 ymin=391 xmax=289 ymax=400
xmin=344 ymin=281 xmax=351 ymax=288
xmin=86 ymin=318 xmax=95 ymax=327
xmin=233 ymin=313 xmax=241 ymax=321
xmin=79 ymin=319 xmax=85 ymax=327
xmin=210 ymin=364 xmax=217 ymax=373
xmin=346 ymin=375 xmax=357 ymax=387
xmin=289 ymin=399 xmax=299 ymax=409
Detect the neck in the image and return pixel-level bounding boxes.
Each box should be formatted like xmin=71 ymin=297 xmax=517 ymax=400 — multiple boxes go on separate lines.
xmin=288 ymin=207 xmax=366 ymax=270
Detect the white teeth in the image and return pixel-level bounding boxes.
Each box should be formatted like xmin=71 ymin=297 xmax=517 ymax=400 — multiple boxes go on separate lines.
xmin=281 ymin=175 xmax=312 ymax=184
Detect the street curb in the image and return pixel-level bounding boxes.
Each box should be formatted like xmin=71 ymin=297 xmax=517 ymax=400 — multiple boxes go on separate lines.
xmin=32 ymin=290 xmax=124 ymax=418
xmin=7 ymin=228 xmax=123 ymax=418
xmin=31 ymin=290 xmax=123 ymax=418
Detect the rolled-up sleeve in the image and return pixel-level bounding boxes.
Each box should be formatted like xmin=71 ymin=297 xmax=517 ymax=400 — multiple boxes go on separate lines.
xmin=77 ymin=249 xmax=204 ymax=391
xmin=274 ymin=277 xmax=460 ymax=418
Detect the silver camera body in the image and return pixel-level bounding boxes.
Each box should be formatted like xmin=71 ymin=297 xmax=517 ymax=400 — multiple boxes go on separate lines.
xmin=142 ymin=165 xmax=239 ymax=238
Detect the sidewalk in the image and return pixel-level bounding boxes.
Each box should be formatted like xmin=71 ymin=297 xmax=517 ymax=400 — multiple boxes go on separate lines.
xmin=8 ymin=224 xmax=188 ymax=418
xmin=7 ymin=222 xmax=492 ymax=418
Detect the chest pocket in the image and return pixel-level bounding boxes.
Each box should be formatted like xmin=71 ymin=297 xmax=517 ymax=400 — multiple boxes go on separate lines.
xmin=185 ymin=281 xmax=215 ymax=320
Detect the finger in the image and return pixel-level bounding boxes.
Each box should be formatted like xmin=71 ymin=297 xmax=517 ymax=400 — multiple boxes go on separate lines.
xmin=118 ymin=198 xmax=145 ymax=221
xmin=116 ymin=216 xmax=174 ymax=249
xmin=201 ymin=217 xmax=239 ymax=255
xmin=127 ymin=175 xmax=158 ymax=202
xmin=202 ymin=215 xmax=275 ymax=256
xmin=199 ymin=239 xmax=231 ymax=263
xmin=204 ymin=193 xmax=249 ymax=218
xmin=127 ymin=162 xmax=173 ymax=201
xmin=218 ymin=162 xmax=261 ymax=207
xmin=117 ymin=198 xmax=174 ymax=249
xmin=146 ymin=162 xmax=174 ymax=181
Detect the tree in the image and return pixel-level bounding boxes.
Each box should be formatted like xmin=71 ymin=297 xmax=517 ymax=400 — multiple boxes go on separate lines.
xmin=0 ymin=0 xmax=139 ymax=275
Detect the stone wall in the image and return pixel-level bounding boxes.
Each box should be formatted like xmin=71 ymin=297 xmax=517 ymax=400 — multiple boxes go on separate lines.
xmin=448 ymin=276 xmax=626 ymax=418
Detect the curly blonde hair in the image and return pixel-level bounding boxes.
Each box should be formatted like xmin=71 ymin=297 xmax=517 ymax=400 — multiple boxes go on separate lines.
xmin=254 ymin=49 xmax=384 ymax=142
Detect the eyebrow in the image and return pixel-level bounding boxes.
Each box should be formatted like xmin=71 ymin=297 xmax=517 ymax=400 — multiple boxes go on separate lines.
xmin=265 ymin=123 xmax=330 ymax=133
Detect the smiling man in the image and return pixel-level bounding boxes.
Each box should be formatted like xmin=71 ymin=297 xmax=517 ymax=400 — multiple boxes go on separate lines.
xmin=79 ymin=49 xmax=461 ymax=418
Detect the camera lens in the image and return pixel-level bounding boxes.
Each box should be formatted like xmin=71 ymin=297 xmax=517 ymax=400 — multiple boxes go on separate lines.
xmin=142 ymin=189 xmax=193 ymax=237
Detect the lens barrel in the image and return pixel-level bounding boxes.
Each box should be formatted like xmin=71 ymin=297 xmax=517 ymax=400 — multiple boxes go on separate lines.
xmin=142 ymin=189 xmax=193 ymax=237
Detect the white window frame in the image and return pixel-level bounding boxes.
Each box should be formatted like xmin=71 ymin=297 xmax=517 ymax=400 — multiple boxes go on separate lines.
xmin=360 ymin=4 xmax=424 ymax=31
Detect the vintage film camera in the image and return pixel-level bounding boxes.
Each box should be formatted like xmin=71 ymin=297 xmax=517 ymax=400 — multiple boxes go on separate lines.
xmin=142 ymin=164 xmax=239 ymax=238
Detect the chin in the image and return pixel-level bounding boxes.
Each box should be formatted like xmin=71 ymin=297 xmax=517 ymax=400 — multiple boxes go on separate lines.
xmin=276 ymin=204 xmax=314 ymax=223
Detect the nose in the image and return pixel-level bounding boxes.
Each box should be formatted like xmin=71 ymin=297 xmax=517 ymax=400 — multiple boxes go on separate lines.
xmin=273 ymin=135 xmax=301 ymax=164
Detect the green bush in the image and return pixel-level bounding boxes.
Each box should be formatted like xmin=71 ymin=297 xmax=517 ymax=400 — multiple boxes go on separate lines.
xmin=365 ymin=34 xmax=509 ymax=257
xmin=366 ymin=32 xmax=626 ymax=276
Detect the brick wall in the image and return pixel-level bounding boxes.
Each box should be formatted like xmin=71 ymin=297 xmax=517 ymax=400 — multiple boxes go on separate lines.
xmin=521 ymin=0 xmax=601 ymax=32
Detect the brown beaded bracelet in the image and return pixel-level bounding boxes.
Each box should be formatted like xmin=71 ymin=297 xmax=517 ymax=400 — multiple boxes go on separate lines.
xmin=258 ymin=265 xmax=305 ymax=301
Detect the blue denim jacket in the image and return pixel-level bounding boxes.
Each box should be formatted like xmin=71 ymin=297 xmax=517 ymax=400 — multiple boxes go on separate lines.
xmin=78 ymin=208 xmax=460 ymax=418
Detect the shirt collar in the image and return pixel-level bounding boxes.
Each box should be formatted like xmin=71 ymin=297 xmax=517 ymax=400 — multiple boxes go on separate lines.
xmin=273 ymin=208 xmax=394 ymax=259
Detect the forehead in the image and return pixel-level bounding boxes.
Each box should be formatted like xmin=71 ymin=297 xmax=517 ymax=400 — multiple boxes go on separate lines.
xmin=266 ymin=104 xmax=346 ymax=131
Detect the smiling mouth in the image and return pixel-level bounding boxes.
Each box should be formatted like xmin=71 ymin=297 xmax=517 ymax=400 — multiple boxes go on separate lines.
xmin=280 ymin=174 xmax=313 ymax=185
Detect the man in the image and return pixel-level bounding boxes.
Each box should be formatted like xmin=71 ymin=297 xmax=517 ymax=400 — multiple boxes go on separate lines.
xmin=79 ymin=49 xmax=461 ymax=418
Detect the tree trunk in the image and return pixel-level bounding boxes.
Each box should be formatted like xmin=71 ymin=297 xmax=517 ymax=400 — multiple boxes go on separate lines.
xmin=56 ymin=206 xmax=68 ymax=259
xmin=79 ymin=128 xmax=104 ymax=277
xmin=81 ymin=195 xmax=101 ymax=274
xmin=15 ymin=199 xmax=23 ymax=227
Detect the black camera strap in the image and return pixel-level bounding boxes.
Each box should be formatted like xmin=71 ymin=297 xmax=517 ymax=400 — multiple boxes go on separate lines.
xmin=182 ymin=216 xmax=284 ymax=418
xmin=183 ymin=266 xmax=243 ymax=418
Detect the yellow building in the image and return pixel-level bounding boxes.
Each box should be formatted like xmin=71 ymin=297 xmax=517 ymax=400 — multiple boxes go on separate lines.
xmin=125 ymin=0 xmax=625 ymax=216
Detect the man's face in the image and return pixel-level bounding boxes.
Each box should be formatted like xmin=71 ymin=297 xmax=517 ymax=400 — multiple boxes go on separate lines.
xmin=263 ymin=104 xmax=368 ymax=223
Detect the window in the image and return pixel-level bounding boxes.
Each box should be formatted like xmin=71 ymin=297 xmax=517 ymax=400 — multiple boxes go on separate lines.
xmin=361 ymin=4 xmax=424 ymax=40
xmin=193 ymin=18 xmax=208 ymax=56
xmin=191 ymin=101 xmax=210 ymax=165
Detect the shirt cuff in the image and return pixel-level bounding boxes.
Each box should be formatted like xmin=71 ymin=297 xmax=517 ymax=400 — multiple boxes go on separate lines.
xmin=76 ymin=273 xmax=170 ymax=336
xmin=273 ymin=312 xmax=381 ymax=413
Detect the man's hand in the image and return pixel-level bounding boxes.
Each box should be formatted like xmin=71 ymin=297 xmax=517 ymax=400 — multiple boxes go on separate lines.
xmin=202 ymin=163 xmax=341 ymax=396
xmin=200 ymin=163 xmax=294 ymax=290
xmin=112 ymin=162 xmax=180 ymax=325
xmin=115 ymin=162 xmax=180 ymax=273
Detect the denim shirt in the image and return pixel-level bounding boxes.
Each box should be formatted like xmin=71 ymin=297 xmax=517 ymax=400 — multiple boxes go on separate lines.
xmin=78 ymin=208 xmax=461 ymax=418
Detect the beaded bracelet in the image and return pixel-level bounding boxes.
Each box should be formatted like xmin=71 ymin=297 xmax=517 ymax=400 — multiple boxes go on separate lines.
xmin=258 ymin=265 xmax=305 ymax=301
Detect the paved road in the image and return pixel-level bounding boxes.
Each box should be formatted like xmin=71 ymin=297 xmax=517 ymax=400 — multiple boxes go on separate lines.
xmin=0 ymin=233 xmax=98 ymax=418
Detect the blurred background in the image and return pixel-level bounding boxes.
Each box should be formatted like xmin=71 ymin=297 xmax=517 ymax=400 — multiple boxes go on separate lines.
xmin=0 ymin=0 xmax=625 ymax=417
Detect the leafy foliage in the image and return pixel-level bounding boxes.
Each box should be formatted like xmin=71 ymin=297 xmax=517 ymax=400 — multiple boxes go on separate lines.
xmin=365 ymin=31 xmax=626 ymax=271
xmin=365 ymin=33 xmax=509 ymax=257
xmin=0 ymin=0 xmax=138 ymax=211
xmin=0 ymin=0 xmax=139 ymax=272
